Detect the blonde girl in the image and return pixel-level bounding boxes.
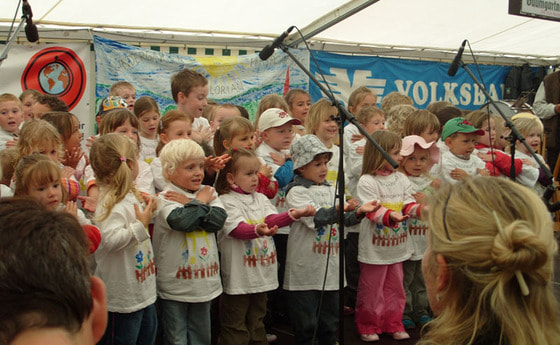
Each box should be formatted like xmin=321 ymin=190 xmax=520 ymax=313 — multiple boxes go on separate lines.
xmin=90 ymin=133 xmax=157 ymax=344
xmin=285 ymin=88 xmax=311 ymax=137
xmin=134 ymin=96 xmax=161 ymax=162
xmin=355 ymin=130 xmax=422 ymax=342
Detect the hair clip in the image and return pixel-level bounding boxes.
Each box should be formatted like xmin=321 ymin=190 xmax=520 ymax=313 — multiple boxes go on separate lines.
xmin=120 ymin=156 xmax=127 ymax=162
xmin=159 ymin=120 xmax=163 ymax=131
xmin=232 ymin=147 xmax=238 ymax=152
xmin=492 ymin=211 xmax=529 ymax=296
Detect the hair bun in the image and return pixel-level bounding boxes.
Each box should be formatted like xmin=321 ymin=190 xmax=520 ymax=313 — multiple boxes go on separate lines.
xmin=491 ymin=220 xmax=548 ymax=273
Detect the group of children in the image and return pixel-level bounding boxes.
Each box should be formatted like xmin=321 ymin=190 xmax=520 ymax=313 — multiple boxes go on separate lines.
xmin=0 ymin=69 xmax=551 ymax=345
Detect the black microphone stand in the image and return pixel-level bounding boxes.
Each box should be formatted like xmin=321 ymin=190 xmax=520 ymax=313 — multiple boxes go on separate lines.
xmin=277 ymin=42 xmax=397 ymax=345
xmin=0 ymin=12 xmax=27 ymax=68
xmin=457 ymin=59 xmax=558 ymax=211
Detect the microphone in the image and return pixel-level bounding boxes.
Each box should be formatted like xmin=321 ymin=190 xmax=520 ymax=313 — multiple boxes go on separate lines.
xmin=447 ymin=39 xmax=467 ymax=77
xmin=259 ymin=26 xmax=295 ymax=61
xmin=22 ymin=0 xmax=39 ymax=43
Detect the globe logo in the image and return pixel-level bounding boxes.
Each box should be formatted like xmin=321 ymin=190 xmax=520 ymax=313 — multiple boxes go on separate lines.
xmin=39 ymin=62 xmax=70 ymax=95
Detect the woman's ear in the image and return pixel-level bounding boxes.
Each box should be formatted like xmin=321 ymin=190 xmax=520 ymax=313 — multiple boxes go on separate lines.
xmin=435 ymin=253 xmax=450 ymax=291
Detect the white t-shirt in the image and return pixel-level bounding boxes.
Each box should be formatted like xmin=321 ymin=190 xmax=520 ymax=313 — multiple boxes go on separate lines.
xmin=218 ymin=191 xmax=279 ymax=294
xmin=405 ymin=175 xmax=432 ymax=261
xmin=139 ymin=135 xmax=158 ymax=163
xmin=435 ymin=150 xmax=485 ymax=185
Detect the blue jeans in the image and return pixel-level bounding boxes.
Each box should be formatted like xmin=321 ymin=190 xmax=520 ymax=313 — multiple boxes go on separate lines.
xmin=159 ymin=299 xmax=212 ymax=345
xmin=102 ymin=303 xmax=157 ymax=345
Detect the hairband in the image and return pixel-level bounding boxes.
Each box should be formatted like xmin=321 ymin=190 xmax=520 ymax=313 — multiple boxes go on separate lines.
xmin=120 ymin=156 xmax=127 ymax=162
xmin=442 ymin=192 xmax=452 ymax=241
xmin=492 ymin=211 xmax=529 ymax=296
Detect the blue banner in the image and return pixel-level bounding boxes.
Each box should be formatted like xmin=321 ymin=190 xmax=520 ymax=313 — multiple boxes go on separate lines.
xmin=309 ymin=51 xmax=510 ymax=110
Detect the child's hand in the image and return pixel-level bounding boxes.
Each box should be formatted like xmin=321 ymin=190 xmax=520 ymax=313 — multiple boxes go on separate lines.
xmin=77 ymin=196 xmax=97 ymax=213
xmin=355 ymin=145 xmax=365 ymax=155
xmin=344 ymin=198 xmax=359 ymax=212
xmin=64 ymin=200 xmax=78 ymax=218
xmin=269 ymin=152 xmax=286 ymax=166
xmin=389 ymin=211 xmax=408 ymax=223
xmin=259 ymin=163 xmax=273 ymax=179
xmin=412 ymin=192 xmax=427 ymax=204
xmin=142 ymin=194 xmax=158 ymax=213
xmin=164 ymin=190 xmax=192 ymax=204
xmin=430 ymin=178 xmax=441 ymax=189
xmin=5 ymin=137 xmax=17 ymax=148
xmin=450 ymin=168 xmax=468 ymax=180
xmin=356 ymin=200 xmax=380 ymax=216
xmin=291 ymin=205 xmax=316 ymax=219
xmin=351 ymin=133 xmax=363 ymax=143
xmin=256 ymin=223 xmax=278 ymax=236
xmin=477 ymin=168 xmax=490 ymax=176
xmin=63 ymin=147 xmax=84 ymax=169
xmin=190 ymin=126 xmax=213 ymax=144
xmin=204 ymin=154 xmax=231 ymax=173
xmin=60 ymin=166 xmax=75 ymax=179
xmin=477 ymin=152 xmax=494 ymax=162
xmin=134 ymin=197 xmax=155 ymax=228
xmin=86 ymin=135 xmax=98 ymax=149
xmin=196 ymin=185 xmax=216 ymax=204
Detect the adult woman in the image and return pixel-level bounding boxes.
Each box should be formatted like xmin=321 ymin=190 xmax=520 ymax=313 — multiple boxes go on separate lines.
xmin=421 ymin=176 xmax=560 ymax=345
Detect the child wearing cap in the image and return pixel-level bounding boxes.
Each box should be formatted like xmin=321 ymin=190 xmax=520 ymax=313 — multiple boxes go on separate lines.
xmin=435 ymin=117 xmax=488 ymax=184
xmin=284 ymin=134 xmax=379 ymax=345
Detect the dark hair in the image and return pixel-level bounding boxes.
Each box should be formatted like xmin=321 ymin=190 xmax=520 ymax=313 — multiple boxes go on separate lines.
xmin=41 ymin=111 xmax=77 ymax=143
xmin=170 ymin=69 xmax=208 ymax=102
xmin=36 ymin=94 xmax=68 ymax=113
xmin=215 ymin=148 xmax=258 ymax=195
xmin=213 ymin=117 xmax=254 ymax=156
xmin=0 ymin=198 xmax=92 ymax=344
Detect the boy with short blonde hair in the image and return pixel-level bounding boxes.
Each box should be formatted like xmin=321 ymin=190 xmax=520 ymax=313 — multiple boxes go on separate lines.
xmin=0 ymin=93 xmax=23 ymax=149
xmin=110 ymin=81 xmax=136 ymax=112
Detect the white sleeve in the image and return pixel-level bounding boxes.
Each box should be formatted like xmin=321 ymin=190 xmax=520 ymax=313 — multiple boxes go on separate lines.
xmin=150 ymin=158 xmax=166 ymax=192
xmin=533 ymin=81 xmax=557 ymax=120
xmin=286 ymin=186 xmax=322 ymax=230
xmin=136 ymin=160 xmax=155 ymax=195
xmin=96 ymin=203 xmax=149 ymax=252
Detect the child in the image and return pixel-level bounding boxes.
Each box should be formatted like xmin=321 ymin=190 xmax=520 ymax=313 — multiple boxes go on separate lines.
xmin=0 ymin=93 xmax=23 ymax=149
xmin=0 ymin=147 xmax=17 ymax=187
xmin=171 ymin=69 xmax=212 ymax=145
xmin=398 ymin=135 xmax=440 ymax=329
xmin=385 ymin=104 xmax=416 ymax=138
xmin=19 ymin=89 xmax=41 ymax=122
xmin=285 ymin=88 xmax=312 ymax=137
xmin=215 ymin=147 xmax=315 ymax=345
xmin=110 ymin=81 xmax=136 ymax=112
xmin=403 ymin=109 xmax=440 ymax=143
xmin=434 ymin=117 xmax=487 ymax=185
xmin=93 ymin=96 xmax=128 ymax=136
xmin=380 ymin=92 xmax=413 ymax=113
xmin=29 ymin=94 xmax=68 ymax=119
xmin=214 ymin=117 xmax=277 ymax=199
xmin=342 ymin=86 xmax=377 ymax=159
xmin=254 ymin=94 xmax=291 ymax=134
xmin=284 ymin=135 xmax=379 ymax=345
xmin=208 ymin=103 xmax=242 ymax=147
xmin=134 ymin=96 xmax=161 ymax=162
xmin=90 ymin=133 xmax=157 ymax=344
xmin=154 ymin=138 xmax=226 ymax=345
xmin=355 ymin=130 xmax=423 ymax=342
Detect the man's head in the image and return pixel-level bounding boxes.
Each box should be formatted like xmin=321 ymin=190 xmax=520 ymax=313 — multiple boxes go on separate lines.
xmin=0 ymin=198 xmax=107 ymax=345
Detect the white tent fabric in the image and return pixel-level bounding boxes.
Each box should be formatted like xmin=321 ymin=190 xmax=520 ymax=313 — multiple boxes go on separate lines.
xmin=1 ymin=0 xmax=559 ymax=65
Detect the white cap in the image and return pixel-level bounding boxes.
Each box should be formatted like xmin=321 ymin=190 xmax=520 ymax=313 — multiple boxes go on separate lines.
xmin=258 ymin=108 xmax=301 ymax=132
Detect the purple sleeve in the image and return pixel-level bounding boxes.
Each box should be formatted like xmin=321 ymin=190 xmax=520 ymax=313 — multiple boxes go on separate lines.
xmin=229 ymin=222 xmax=259 ymax=240
xmin=265 ymin=212 xmax=294 ymax=228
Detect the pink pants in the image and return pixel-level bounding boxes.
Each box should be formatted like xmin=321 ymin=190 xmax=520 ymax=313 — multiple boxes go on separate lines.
xmin=355 ymin=262 xmax=406 ymax=335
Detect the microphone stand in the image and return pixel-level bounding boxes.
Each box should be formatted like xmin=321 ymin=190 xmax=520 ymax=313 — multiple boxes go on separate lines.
xmin=457 ymin=59 xmax=558 ymax=211
xmin=277 ymin=42 xmax=397 ymax=345
xmin=0 ymin=15 xmax=26 ymax=68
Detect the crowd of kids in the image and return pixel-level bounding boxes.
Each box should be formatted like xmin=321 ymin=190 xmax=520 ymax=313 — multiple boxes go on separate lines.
xmin=0 ymin=67 xmax=554 ymax=345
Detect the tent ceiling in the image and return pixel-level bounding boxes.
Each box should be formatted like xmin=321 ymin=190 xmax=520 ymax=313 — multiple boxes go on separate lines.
xmin=1 ymin=0 xmax=559 ymax=66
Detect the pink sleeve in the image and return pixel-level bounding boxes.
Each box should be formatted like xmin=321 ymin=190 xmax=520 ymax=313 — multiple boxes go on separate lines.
xmin=402 ymin=202 xmax=422 ymax=219
xmin=365 ymin=206 xmax=397 ymax=227
xmin=265 ymin=212 xmax=294 ymax=228
xmin=230 ymin=222 xmax=259 ymax=240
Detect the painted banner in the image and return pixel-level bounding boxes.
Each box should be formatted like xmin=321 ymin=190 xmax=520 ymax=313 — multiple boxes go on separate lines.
xmin=309 ymin=51 xmax=510 ymax=110
xmin=0 ymin=42 xmax=93 ymax=136
xmin=93 ymin=36 xmax=310 ymax=121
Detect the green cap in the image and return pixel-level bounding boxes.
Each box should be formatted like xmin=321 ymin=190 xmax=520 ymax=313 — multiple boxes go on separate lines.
xmin=441 ymin=117 xmax=485 ymax=140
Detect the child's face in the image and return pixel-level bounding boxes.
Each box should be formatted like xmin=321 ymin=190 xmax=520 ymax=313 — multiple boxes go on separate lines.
xmin=161 ymin=120 xmax=192 ymax=145
xmin=21 ymin=94 xmax=36 ymax=121
xmin=495 ymin=120 xmax=508 ymax=150
xmin=168 ymin=158 xmax=205 ymax=192
xmin=446 ymin=133 xmax=477 ymax=159
xmin=262 ymin=123 xmax=294 ymax=151
xmin=115 ymin=87 xmax=136 ymax=111
xmin=36 ymin=141 xmax=60 ymax=163
xmin=226 ymin=130 xmax=255 ymax=150
xmin=114 ymin=119 xmax=139 ymax=144
xmin=227 ymin=156 xmax=260 ymax=194
xmin=520 ymin=126 xmax=542 ymax=154
xmin=362 ymin=114 xmax=385 ymax=134
xmin=179 ymin=85 xmax=209 ymax=118
xmin=384 ymin=146 xmax=403 ymax=172
xmin=402 ymin=147 xmax=430 ymax=177
xmin=0 ymin=100 xmax=23 ymax=133
xmin=139 ymin=110 xmax=160 ymax=139
xmin=478 ymin=119 xmax=495 ymax=147
xmin=315 ymin=116 xmax=338 ymax=145
xmin=66 ymin=116 xmax=82 ymax=151
xmin=28 ymin=180 xmax=62 ymax=211
xmin=420 ymin=126 xmax=439 ymax=143
xmin=210 ymin=108 xmax=240 ymax=132
xmin=30 ymin=102 xmax=52 ymax=119
xmin=298 ymin=154 xmax=330 ymax=185
xmin=290 ymin=93 xmax=311 ymax=123
xmin=350 ymin=93 xmax=376 ymax=114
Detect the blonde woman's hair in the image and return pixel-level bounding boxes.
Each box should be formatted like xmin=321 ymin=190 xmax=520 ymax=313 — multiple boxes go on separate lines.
xmin=14 ymin=153 xmax=66 ymax=203
xmin=347 ymin=86 xmax=376 ymax=113
xmin=403 ymin=109 xmax=441 ymax=137
xmin=356 ymin=106 xmax=385 ymax=125
xmin=213 ymin=117 xmax=254 ymax=156
xmin=16 ymin=119 xmax=63 ymax=163
xmin=90 ymin=133 xmax=140 ymax=222
xmin=159 ymin=139 xmax=204 ymax=183
xmin=362 ymin=130 xmax=401 ymax=176
xmin=305 ymin=98 xmax=338 ymax=135
xmin=420 ymin=177 xmax=560 ymax=345
xmin=255 ymin=94 xmax=289 ymax=129
xmin=380 ymin=91 xmax=413 ymax=113
xmin=385 ymin=104 xmax=416 ymax=137
xmin=156 ymin=110 xmax=192 ymax=156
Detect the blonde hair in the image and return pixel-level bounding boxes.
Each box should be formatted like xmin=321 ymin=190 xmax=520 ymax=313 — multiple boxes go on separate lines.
xmin=356 ymin=106 xmax=385 ymax=125
xmin=0 ymin=93 xmax=22 ymax=108
xmin=213 ymin=117 xmax=254 ymax=156
xmin=159 ymin=139 xmax=204 ymax=183
xmin=380 ymin=92 xmax=413 ymax=113
xmin=109 ymin=81 xmax=135 ymax=96
xmin=420 ymin=177 xmax=560 ymax=345
xmin=17 ymin=119 xmax=63 ymax=163
xmin=41 ymin=111 xmax=78 ymax=145
xmin=348 ymin=86 xmax=376 ymax=113
xmin=255 ymin=94 xmax=289 ymax=129
xmin=90 ymin=133 xmax=140 ymax=222
xmin=511 ymin=115 xmax=544 ymax=136
xmin=156 ymin=110 xmax=192 ymax=156
xmin=208 ymin=103 xmax=241 ymax=123
xmin=427 ymin=101 xmax=453 ymax=114
xmin=305 ymin=98 xmax=338 ymax=135
xmin=14 ymin=153 xmax=65 ymax=203
xmin=285 ymin=89 xmax=310 ymax=110
xmin=362 ymin=130 xmax=401 ymax=175
xmin=0 ymin=148 xmax=18 ymax=184
xmin=385 ymin=104 xmax=416 ymax=137
xmin=133 ymin=96 xmax=160 ymax=119
xmin=403 ymin=109 xmax=441 ymax=137
xmin=465 ymin=110 xmax=492 ymax=130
